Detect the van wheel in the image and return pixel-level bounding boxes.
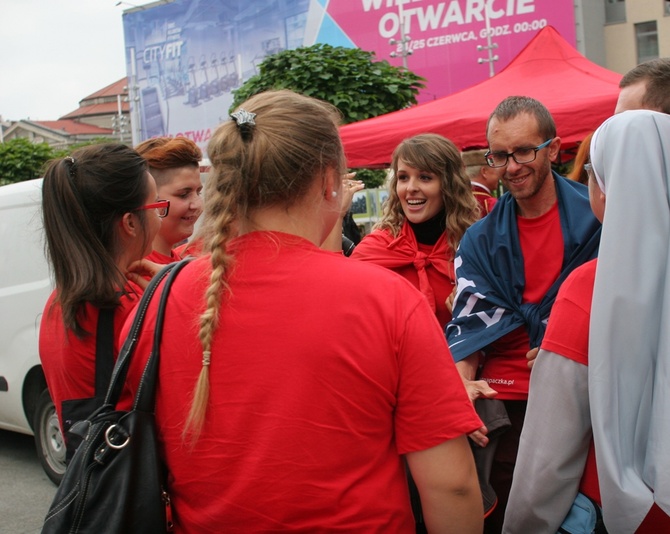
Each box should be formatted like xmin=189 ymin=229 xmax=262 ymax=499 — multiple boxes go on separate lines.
xmin=34 ymin=389 xmax=66 ymax=485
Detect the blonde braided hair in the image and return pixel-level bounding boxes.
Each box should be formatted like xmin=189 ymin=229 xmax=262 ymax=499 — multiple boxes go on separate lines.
xmin=183 ymin=90 xmax=344 ymax=439
xmin=182 ymin=176 xmax=238 ymax=439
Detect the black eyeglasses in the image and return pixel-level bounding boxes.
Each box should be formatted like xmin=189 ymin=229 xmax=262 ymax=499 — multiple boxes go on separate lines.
xmin=135 ymin=200 xmax=170 ymax=218
xmin=485 ymin=138 xmax=553 ymax=168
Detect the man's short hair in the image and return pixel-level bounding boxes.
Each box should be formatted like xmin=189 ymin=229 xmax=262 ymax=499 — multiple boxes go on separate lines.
xmin=620 ymin=58 xmax=670 ymax=114
xmin=461 ymin=149 xmax=487 ymax=180
xmin=486 ymin=96 xmax=556 ymax=142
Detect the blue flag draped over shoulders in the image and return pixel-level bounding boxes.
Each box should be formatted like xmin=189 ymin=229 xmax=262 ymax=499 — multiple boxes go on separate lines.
xmin=446 ymin=172 xmax=601 ymax=362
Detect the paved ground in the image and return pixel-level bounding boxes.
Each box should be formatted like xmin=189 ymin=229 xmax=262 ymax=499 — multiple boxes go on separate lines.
xmin=0 ymin=429 xmax=57 ymax=534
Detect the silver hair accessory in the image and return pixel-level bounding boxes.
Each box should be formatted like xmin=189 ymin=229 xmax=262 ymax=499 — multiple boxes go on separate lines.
xmin=230 ymin=109 xmax=256 ymax=140
xmin=63 ymin=156 xmax=76 ymax=178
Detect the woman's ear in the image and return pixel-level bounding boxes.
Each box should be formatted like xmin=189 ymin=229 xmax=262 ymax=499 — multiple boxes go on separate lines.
xmin=323 ymin=167 xmax=341 ymax=200
xmin=119 ymin=212 xmax=138 ymax=238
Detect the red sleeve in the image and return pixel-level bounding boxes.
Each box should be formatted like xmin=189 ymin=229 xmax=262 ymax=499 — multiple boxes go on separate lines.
xmin=541 ymin=260 xmax=597 ymax=365
xmin=394 ymin=298 xmax=482 ymax=454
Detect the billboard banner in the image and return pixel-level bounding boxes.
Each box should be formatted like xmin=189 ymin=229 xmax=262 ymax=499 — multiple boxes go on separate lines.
xmin=122 ymin=0 xmax=575 ymax=154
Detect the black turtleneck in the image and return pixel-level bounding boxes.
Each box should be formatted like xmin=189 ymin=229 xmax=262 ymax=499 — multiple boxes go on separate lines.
xmin=407 ymin=209 xmax=447 ymax=245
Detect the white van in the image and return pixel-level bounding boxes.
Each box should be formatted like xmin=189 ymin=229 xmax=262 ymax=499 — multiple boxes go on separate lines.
xmin=0 ymin=178 xmax=65 ymax=484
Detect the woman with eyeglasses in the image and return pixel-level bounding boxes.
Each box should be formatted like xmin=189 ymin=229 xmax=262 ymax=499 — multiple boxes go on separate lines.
xmin=39 ymin=143 xmax=162 ymax=458
xmin=135 ymin=137 xmax=203 ymax=264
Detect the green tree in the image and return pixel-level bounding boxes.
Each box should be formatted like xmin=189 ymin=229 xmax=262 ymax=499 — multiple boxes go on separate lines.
xmin=0 ymin=137 xmax=126 ymax=186
xmin=231 ymin=44 xmax=424 ymax=124
xmin=231 ymin=44 xmax=424 ymax=187
xmin=0 ymin=138 xmax=55 ymax=186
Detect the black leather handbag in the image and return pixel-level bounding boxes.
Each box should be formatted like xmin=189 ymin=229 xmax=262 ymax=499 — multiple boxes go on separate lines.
xmin=41 ymin=258 xmax=192 ymax=534
xmin=60 ymin=306 xmax=115 ymax=462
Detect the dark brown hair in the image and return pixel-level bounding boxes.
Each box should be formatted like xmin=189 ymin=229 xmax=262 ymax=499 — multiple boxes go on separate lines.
xmin=620 ymin=58 xmax=670 ymax=114
xmin=41 ymin=143 xmax=148 ymax=336
xmin=486 ymin=95 xmax=557 ymax=142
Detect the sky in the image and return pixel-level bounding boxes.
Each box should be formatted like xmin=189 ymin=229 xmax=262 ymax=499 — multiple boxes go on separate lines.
xmin=1 ymin=0 xmax=156 ymax=122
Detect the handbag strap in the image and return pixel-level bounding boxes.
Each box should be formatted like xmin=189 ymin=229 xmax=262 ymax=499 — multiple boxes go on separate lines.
xmin=94 ymin=307 xmax=115 ymax=399
xmin=103 ymin=258 xmax=192 ymax=407
xmin=134 ymin=257 xmax=192 ymax=412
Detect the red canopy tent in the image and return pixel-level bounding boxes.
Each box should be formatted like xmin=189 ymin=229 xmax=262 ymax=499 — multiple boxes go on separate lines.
xmin=340 ymin=26 xmax=622 ymax=168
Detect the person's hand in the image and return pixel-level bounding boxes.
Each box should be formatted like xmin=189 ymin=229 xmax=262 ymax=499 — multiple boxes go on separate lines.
xmin=469 ymin=424 xmax=489 ymax=448
xmin=526 ymin=346 xmax=539 ymax=369
xmin=340 ymin=172 xmax=364 ymax=217
xmin=126 ymin=258 xmax=162 ymax=289
xmin=462 ymin=378 xmax=498 ymax=403
xmin=445 ymin=286 xmax=457 ymax=313
xmin=461 ymin=380 xmax=496 ymax=447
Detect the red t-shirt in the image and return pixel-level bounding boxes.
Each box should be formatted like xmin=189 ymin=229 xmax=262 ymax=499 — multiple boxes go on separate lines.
xmin=480 ymin=202 xmax=564 ymax=399
xmin=173 ymin=238 xmax=203 ymax=259
xmin=145 ymin=249 xmax=178 ymax=265
xmin=120 ymin=231 xmax=482 ymax=533
xmin=38 ymin=284 xmax=141 ymax=429
xmin=542 ymin=259 xmax=600 ymax=504
xmin=543 ymin=259 xmax=670 ymax=532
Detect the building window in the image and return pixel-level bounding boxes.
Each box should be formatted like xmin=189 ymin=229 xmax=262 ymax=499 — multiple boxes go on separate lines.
xmin=665 ymin=0 xmax=670 ymax=16
xmin=285 ymin=12 xmax=307 ymax=49
xmin=605 ymin=0 xmax=626 ymax=24
xmin=635 ymin=21 xmax=659 ymax=63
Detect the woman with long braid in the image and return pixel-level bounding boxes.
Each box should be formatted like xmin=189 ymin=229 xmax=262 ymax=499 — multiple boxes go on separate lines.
xmin=120 ymin=90 xmax=484 ymax=533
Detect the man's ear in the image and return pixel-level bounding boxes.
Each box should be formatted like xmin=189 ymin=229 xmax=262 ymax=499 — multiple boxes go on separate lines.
xmin=549 ymin=136 xmax=562 ymax=162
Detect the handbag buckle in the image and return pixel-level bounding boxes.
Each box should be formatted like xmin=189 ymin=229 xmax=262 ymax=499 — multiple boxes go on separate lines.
xmin=104 ymin=424 xmax=130 ymax=450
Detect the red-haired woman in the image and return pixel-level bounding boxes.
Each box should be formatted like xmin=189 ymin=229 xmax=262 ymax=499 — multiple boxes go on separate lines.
xmin=135 ymin=137 xmax=203 ymax=264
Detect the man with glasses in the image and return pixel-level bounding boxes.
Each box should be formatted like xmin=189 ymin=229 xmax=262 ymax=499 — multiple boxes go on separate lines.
xmin=445 ymin=96 xmax=602 ymax=533
xmin=498 ymin=61 xmax=670 ymax=533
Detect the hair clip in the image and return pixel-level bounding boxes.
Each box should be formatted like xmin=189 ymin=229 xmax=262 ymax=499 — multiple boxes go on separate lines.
xmin=231 ymin=109 xmax=256 ymax=126
xmin=63 ymin=156 xmax=76 ymax=178
xmin=230 ymin=109 xmax=256 ymax=140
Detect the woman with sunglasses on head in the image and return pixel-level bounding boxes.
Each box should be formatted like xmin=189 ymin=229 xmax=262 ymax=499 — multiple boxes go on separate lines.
xmin=119 ymin=90 xmax=484 ymax=533
xmin=351 ymin=133 xmax=480 ymax=328
xmin=135 ymin=137 xmax=204 ymax=264
xmin=39 ymin=143 xmax=162 ymax=455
